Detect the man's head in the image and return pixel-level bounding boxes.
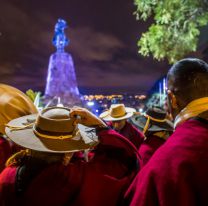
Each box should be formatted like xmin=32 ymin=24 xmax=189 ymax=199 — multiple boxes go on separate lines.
xmin=167 ymin=58 xmax=208 ymax=119
xmin=111 ymin=119 xmax=127 ymax=131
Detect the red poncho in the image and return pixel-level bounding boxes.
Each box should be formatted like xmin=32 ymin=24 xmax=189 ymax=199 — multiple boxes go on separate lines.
xmin=108 ymin=121 xmax=144 ymax=149
xmin=138 ymin=135 xmax=166 ymax=168
xmin=0 ymin=136 xmax=23 ymax=173
xmin=0 ymin=129 xmax=139 ymax=206
xmin=0 ymin=136 xmax=12 ymax=173
xmin=124 ymin=119 xmax=208 ymax=206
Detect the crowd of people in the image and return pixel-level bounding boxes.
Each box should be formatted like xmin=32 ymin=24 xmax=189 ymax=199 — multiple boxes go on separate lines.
xmin=0 ymin=57 xmax=207 ymax=206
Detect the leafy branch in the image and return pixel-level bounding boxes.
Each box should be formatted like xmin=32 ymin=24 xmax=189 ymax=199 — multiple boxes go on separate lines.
xmin=134 ymin=0 xmax=208 ymax=63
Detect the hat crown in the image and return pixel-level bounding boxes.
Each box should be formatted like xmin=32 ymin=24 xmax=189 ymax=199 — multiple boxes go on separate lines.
xmin=43 ymin=108 xmax=70 ymax=119
xmin=131 ymin=107 xmax=173 ymax=133
xmin=35 ymin=107 xmax=74 ymax=135
xmin=146 ymin=108 xmax=166 ymax=120
xmin=110 ymin=104 xmax=126 ymax=118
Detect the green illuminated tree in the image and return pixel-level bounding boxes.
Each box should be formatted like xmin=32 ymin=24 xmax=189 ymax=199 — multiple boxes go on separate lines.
xmin=26 ymin=89 xmax=39 ymax=102
xmin=26 ymin=89 xmax=43 ymax=108
xmin=134 ymin=0 xmax=208 ymax=63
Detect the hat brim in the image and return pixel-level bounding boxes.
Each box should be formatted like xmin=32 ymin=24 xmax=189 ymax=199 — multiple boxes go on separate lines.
xmin=131 ymin=115 xmax=173 ymax=132
xmin=5 ymin=114 xmax=98 ymax=153
xmin=100 ymin=107 xmax=136 ymax=121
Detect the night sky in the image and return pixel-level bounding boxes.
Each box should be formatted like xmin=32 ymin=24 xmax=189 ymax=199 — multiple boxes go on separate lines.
xmin=0 ymin=0 xmax=182 ymax=95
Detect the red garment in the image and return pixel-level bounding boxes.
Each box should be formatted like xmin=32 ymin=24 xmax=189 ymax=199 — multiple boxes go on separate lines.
xmin=0 ymin=136 xmax=12 ymax=173
xmin=10 ymin=142 xmax=22 ymax=154
xmin=0 ymin=136 xmax=23 ymax=173
xmin=138 ymin=135 xmax=166 ymax=168
xmin=0 ymin=129 xmax=139 ymax=206
xmin=124 ymin=119 xmax=208 ymax=206
xmin=108 ymin=121 xmax=144 ymax=149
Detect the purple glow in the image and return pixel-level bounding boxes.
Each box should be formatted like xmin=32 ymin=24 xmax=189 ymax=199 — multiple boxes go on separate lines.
xmin=45 ymin=52 xmax=81 ymax=106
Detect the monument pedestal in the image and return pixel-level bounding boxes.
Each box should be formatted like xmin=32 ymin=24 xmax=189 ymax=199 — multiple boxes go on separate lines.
xmin=45 ymin=52 xmax=81 ymax=106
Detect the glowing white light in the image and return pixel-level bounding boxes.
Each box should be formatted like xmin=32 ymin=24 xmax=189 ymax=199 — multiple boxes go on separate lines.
xmin=87 ymin=101 xmax=94 ymax=106
xmin=139 ymin=108 xmax=143 ymax=113
xmin=96 ymin=109 xmax=99 ymax=113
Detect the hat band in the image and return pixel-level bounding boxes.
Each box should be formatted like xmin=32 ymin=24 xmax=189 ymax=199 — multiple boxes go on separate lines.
xmin=5 ymin=122 xmax=74 ymax=140
xmin=143 ymin=114 xmax=167 ymax=135
xmin=5 ymin=123 xmax=34 ymax=131
xmin=33 ymin=126 xmax=73 ymax=140
xmin=33 ymin=127 xmax=73 ymax=140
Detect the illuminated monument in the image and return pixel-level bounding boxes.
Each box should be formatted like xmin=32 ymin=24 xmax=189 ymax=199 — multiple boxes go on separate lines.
xmin=45 ymin=19 xmax=81 ymax=106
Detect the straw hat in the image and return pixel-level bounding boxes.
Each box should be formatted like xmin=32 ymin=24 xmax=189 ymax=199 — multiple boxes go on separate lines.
xmin=5 ymin=107 xmax=98 ymax=153
xmin=131 ymin=107 xmax=173 ymax=134
xmin=0 ymin=84 xmax=38 ymax=135
xmin=100 ymin=104 xmax=136 ymax=121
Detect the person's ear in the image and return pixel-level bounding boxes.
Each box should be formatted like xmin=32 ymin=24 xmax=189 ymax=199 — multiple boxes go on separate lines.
xmin=167 ymin=90 xmax=178 ymax=109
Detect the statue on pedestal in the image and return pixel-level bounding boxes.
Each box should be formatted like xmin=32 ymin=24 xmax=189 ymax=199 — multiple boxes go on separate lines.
xmin=45 ymin=19 xmax=81 ymax=107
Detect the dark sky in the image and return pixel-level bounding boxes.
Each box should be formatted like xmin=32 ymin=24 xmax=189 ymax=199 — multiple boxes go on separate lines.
xmin=0 ymin=0 xmax=173 ymax=94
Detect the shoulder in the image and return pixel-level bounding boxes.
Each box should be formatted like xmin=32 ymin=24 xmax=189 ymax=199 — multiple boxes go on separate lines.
xmin=0 ymin=166 xmax=18 ymax=182
xmin=97 ymin=128 xmax=139 ymax=158
xmin=170 ymin=119 xmax=208 ymax=149
xmin=140 ymin=119 xmax=208 ymax=173
xmin=177 ymin=118 xmax=208 ymax=134
xmin=126 ymin=121 xmax=142 ymax=133
xmin=0 ymin=136 xmax=9 ymax=145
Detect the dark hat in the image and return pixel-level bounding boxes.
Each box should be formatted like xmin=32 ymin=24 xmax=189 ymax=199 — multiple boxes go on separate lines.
xmin=131 ymin=107 xmax=173 ymax=134
xmin=5 ymin=107 xmax=98 ymax=153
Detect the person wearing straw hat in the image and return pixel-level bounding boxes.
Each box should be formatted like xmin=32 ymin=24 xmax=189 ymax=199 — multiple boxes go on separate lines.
xmin=0 ymin=106 xmax=139 ymax=206
xmin=100 ymin=104 xmax=144 ymax=149
xmin=0 ymin=84 xmax=38 ymax=173
xmin=131 ymin=107 xmax=173 ymax=168
xmin=124 ymin=58 xmax=208 ymax=206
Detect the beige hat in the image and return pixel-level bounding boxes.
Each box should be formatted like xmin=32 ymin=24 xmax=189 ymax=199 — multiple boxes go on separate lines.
xmin=100 ymin=104 xmax=136 ymax=121
xmin=5 ymin=107 xmax=98 ymax=153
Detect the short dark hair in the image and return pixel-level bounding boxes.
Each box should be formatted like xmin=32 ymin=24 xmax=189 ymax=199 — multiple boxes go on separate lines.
xmin=167 ymin=58 xmax=208 ymax=106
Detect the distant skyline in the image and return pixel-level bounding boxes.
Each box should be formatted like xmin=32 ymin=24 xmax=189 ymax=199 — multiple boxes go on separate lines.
xmin=0 ymin=0 xmax=206 ymax=95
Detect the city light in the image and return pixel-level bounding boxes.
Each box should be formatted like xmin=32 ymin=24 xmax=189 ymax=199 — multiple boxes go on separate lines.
xmin=139 ymin=108 xmax=143 ymax=113
xmin=82 ymin=94 xmax=147 ymax=115
xmin=87 ymin=101 xmax=95 ymax=106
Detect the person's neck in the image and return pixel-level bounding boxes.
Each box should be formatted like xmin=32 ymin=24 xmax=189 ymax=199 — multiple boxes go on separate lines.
xmin=153 ymin=131 xmax=169 ymax=140
xmin=197 ymin=111 xmax=208 ymax=120
xmin=29 ymin=150 xmax=64 ymax=164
